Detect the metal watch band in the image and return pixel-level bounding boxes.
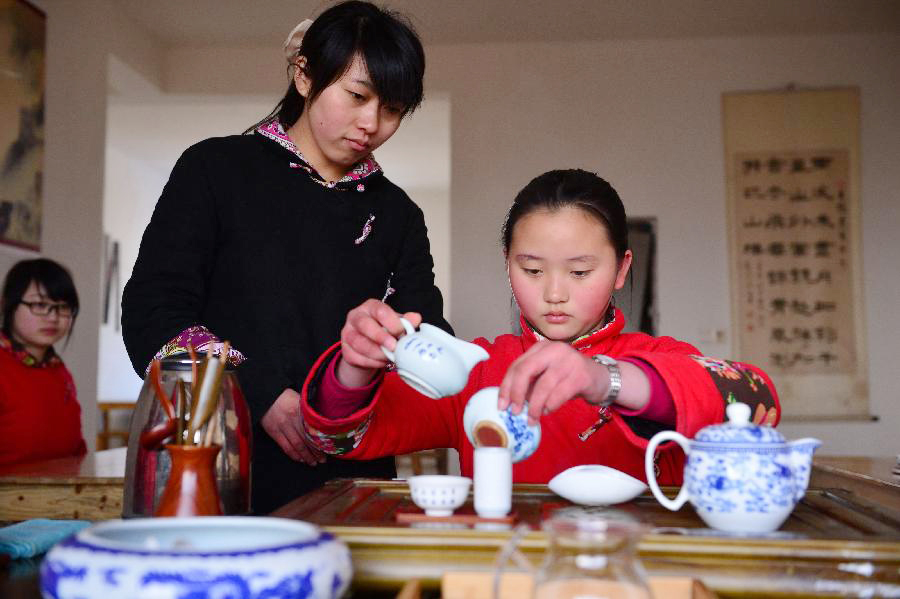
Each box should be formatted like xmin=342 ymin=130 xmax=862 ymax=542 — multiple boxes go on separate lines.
xmin=591 ymin=354 xmax=621 ymax=406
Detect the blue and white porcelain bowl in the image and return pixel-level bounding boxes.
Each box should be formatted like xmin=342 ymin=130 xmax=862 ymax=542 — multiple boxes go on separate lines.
xmin=463 ymin=387 xmax=541 ymax=463
xmin=40 ymin=517 xmax=351 ymax=599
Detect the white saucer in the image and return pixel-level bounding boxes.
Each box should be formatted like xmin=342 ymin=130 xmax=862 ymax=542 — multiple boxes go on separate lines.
xmin=548 ymin=465 xmax=647 ymax=505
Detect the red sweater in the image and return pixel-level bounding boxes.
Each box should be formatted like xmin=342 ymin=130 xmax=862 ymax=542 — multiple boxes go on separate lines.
xmin=300 ymin=310 xmax=780 ymax=485
xmin=0 ymin=334 xmax=86 ymax=467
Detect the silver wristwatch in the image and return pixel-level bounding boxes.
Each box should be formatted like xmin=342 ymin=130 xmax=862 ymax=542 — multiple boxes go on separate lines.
xmin=591 ymin=354 xmax=621 ymax=406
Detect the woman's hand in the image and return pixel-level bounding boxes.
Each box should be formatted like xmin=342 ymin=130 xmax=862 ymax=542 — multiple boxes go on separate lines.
xmin=261 ymin=388 xmax=326 ymax=465
xmin=498 ymin=341 xmax=611 ymax=425
xmin=336 ymin=299 xmax=422 ymax=387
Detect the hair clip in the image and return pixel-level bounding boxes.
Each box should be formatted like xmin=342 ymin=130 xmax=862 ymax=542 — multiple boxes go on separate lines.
xmin=283 ymin=18 xmax=313 ymax=63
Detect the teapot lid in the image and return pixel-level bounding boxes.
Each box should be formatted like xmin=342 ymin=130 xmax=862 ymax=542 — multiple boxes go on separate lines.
xmin=694 ymin=402 xmax=784 ymax=444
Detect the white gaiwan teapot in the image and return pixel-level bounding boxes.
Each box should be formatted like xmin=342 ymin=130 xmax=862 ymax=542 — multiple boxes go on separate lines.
xmin=644 ymin=402 xmax=821 ymax=534
xmin=382 ymin=318 xmax=489 ymax=399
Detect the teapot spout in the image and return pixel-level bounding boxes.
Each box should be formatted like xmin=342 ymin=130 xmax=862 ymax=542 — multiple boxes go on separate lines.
xmin=459 ymin=342 xmax=490 ymax=370
xmin=787 ymin=437 xmax=822 ymax=502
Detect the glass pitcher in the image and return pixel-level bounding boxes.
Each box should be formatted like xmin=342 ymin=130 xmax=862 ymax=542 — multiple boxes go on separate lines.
xmin=496 ymin=507 xmax=654 ymax=599
xmin=122 ymin=355 xmax=252 ymax=517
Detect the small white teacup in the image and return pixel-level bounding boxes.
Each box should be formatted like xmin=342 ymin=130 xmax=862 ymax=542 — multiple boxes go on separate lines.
xmin=463 ymin=387 xmax=541 ymax=463
xmin=407 ymin=475 xmax=471 ymax=517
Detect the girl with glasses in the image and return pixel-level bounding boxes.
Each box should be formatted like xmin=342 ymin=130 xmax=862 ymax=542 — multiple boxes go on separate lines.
xmin=0 ymin=258 xmax=85 ymax=466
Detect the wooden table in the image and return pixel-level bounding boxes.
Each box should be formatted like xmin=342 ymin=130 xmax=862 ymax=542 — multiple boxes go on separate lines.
xmin=811 ymin=455 xmax=900 ymax=511
xmin=0 ymin=453 xmax=897 ymax=597
xmin=0 ymin=448 xmax=126 ymax=521
xmin=273 ymin=467 xmax=900 ymax=598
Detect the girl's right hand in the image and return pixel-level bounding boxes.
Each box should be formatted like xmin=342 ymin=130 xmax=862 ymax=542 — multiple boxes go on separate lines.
xmin=337 ymin=299 xmax=421 ymax=387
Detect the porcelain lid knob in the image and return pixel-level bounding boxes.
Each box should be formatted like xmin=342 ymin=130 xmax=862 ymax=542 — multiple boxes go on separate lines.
xmin=725 ymin=402 xmax=751 ymax=426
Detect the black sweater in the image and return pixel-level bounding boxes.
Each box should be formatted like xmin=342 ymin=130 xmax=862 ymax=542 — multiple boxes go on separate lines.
xmin=122 ymin=131 xmax=451 ymax=513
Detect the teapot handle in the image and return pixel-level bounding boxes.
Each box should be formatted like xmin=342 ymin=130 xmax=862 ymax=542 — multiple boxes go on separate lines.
xmin=380 ymin=317 xmax=417 ymax=363
xmin=645 ymin=430 xmax=691 ymax=511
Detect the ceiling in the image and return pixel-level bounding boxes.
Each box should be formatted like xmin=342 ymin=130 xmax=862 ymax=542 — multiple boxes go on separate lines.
xmin=116 ymin=0 xmax=900 ymax=48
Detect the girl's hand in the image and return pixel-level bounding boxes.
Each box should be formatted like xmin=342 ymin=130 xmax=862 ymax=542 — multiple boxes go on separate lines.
xmin=498 ymin=341 xmax=610 ymax=425
xmin=337 ymin=299 xmax=422 ymax=387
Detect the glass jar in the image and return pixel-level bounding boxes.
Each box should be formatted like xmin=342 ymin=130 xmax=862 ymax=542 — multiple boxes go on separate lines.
xmin=496 ymin=507 xmax=653 ymax=599
xmin=122 ymin=355 xmax=252 ymax=517
xmin=534 ymin=507 xmax=653 ymax=599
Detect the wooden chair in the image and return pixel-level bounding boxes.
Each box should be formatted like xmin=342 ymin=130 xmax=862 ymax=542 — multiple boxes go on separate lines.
xmin=410 ymin=448 xmax=448 ymax=475
xmin=396 ymin=448 xmax=450 ymax=477
xmin=96 ymin=401 xmax=135 ymax=450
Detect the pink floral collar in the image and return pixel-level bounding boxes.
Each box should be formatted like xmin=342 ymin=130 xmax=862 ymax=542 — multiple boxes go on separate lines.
xmin=0 ymin=331 xmax=62 ymax=368
xmin=521 ymin=306 xmax=625 ymax=351
xmin=256 ymin=120 xmax=382 ymax=189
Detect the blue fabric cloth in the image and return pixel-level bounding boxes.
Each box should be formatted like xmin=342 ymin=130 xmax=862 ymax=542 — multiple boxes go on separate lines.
xmin=0 ymin=519 xmax=90 ymax=558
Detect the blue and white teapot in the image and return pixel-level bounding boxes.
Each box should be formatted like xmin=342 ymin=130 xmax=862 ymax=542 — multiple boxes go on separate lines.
xmin=644 ymin=402 xmax=821 ymax=533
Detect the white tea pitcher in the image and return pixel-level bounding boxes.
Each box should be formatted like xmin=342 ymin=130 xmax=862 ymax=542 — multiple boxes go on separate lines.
xmin=382 ymin=318 xmax=489 ymax=398
xmin=644 ymin=402 xmax=820 ymax=534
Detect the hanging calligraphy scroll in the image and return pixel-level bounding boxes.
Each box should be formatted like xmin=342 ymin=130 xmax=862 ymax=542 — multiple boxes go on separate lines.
xmin=724 ymin=88 xmax=869 ymax=420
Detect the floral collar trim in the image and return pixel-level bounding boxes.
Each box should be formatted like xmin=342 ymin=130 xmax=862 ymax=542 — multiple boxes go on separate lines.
xmin=0 ymin=331 xmax=62 ymax=368
xmin=521 ymin=305 xmax=624 ymax=351
xmin=256 ymin=120 xmax=382 ymax=189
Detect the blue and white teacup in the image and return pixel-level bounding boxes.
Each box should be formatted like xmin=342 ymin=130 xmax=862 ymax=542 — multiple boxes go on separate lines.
xmin=463 ymin=387 xmax=541 ymax=463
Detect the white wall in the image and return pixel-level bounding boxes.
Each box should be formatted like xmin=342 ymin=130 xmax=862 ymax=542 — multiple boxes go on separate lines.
xmin=163 ymin=33 xmax=900 ymax=457
xmin=426 ymin=34 xmax=900 ymax=456
xmin=13 ymin=4 xmax=899 ymax=458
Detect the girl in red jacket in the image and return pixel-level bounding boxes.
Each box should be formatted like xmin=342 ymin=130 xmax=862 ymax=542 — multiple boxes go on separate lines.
xmin=0 ymin=258 xmax=85 ymax=466
xmin=301 ymin=169 xmax=779 ymax=484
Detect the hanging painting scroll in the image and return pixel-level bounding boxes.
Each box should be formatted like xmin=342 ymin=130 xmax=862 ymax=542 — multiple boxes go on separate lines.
xmin=0 ymin=0 xmax=44 ymax=251
xmin=723 ymin=88 xmax=868 ymax=420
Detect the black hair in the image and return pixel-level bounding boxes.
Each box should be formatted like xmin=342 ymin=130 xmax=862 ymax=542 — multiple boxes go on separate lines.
xmin=247 ymin=0 xmax=425 ymax=132
xmin=501 ymin=169 xmax=630 ymax=263
xmin=1 ymin=258 xmax=79 ymax=342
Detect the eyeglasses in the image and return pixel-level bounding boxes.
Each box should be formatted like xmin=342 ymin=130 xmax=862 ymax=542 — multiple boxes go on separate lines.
xmin=19 ymin=301 xmax=77 ymax=318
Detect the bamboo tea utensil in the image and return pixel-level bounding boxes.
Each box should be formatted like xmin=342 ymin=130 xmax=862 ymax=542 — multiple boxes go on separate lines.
xmin=139 ymin=419 xmax=176 ymax=450
xmin=187 ymin=343 xmax=230 ymax=442
xmin=202 ymin=404 xmax=220 ymax=447
xmin=188 ymin=348 xmax=210 ymax=429
xmin=137 ymin=359 xmax=178 ymax=450
xmin=175 ymin=379 xmax=187 ymax=444
xmin=149 ymin=359 xmax=176 ymax=420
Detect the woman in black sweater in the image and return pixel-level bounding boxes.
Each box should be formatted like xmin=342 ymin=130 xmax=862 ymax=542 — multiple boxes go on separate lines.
xmin=122 ymin=1 xmax=450 ymax=514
